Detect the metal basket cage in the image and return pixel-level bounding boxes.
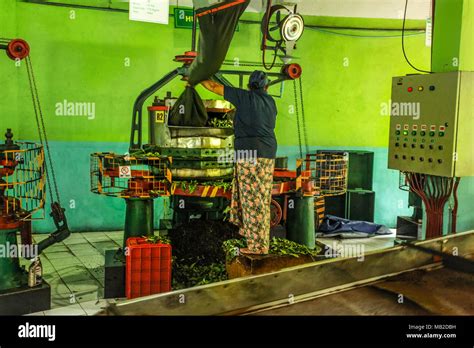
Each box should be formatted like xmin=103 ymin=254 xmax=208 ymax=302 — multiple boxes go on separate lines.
xmin=0 ymin=142 xmax=45 ymax=219
xmin=90 ymin=152 xmax=172 ymax=199
xmin=304 ymin=153 xmax=348 ymax=197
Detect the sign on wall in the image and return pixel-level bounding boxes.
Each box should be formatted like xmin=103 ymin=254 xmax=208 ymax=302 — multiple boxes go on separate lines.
xmin=173 ymin=7 xmax=239 ymax=31
xmin=129 ymin=0 xmax=170 ymax=25
xmin=174 ymin=7 xmax=195 ymax=29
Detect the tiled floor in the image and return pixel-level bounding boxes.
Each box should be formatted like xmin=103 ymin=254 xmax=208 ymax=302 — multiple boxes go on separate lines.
xmin=24 ymin=229 xmax=397 ymax=315
xmin=24 ymin=231 xmax=124 ymax=316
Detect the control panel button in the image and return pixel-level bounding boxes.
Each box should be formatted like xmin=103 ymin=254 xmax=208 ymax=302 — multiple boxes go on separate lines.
xmin=395 ymin=130 xmax=401 ymax=135
xmin=395 ymin=142 xmax=400 ymax=147
xmin=438 ymin=159 xmax=443 ymax=164
xmin=420 ymin=131 xmax=426 ymax=136
xmin=410 ymin=156 xmax=415 ymax=161
xmin=403 ymin=143 xmax=407 ymax=148
xmin=419 ymin=157 xmax=424 ymax=162
xmin=429 ymin=145 xmax=434 ymax=150
xmin=438 ymin=145 xmax=443 ymax=150
xmin=420 ymin=144 xmax=425 ymax=149
xmin=418 ymin=86 xmax=424 ymax=91
xmin=408 ymin=87 xmax=413 ymax=92
xmin=429 ymin=85 xmax=435 ymax=91
xmin=439 ymin=132 xmax=445 ymax=137
xmin=411 ymin=131 xmax=417 ymax=136
xmin=403 ymin=131 xmax=409 ymax=136
xmin=411 ymin=144 xmax=416 ymax=149
xmin=429 ymin=131 xmax=435 ymax=137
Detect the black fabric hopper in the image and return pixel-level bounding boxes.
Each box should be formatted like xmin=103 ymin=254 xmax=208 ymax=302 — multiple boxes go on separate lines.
xmin=169 ymin=0 xmax=250 ymax=127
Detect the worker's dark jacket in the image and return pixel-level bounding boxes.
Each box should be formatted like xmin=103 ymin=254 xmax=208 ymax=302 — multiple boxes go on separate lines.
xmin=224 ymin=86 xmax=278 ymax=159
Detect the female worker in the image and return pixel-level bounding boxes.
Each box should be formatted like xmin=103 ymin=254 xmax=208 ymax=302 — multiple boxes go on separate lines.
xmin=198 ymin=71 xmax=277 ymax=255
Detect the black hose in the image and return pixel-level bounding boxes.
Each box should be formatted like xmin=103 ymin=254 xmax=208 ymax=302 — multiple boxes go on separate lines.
xmin=37 ymin=226 xmax=71 ymax=255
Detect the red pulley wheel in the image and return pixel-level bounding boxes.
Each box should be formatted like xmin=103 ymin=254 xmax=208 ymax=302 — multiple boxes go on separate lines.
xmin=174 ymin=50 xmax=198 ymax=65
xmin=6 ymin=39 xmax=30 ymax=61
xmin=283 ymin=63 xmax=302 ymax=80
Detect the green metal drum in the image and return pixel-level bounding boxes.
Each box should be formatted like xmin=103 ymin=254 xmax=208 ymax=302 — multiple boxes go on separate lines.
xmin=123 ymin=198 xmax=154 ymax=249
xmin=286 ymin=195 xmax=316 ymax=249
xmin=0 ymin=228 xmax=24 ymax=291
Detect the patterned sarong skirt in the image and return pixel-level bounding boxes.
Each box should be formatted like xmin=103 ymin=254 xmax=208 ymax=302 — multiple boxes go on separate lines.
xmin=229 ymin=158 xmax=275 ymax=254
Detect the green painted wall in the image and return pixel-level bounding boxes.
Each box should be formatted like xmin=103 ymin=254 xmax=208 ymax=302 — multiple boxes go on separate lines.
xmin=432 ymin=0 xmax=473 ymax=72
xmin=0 ymin=0 xmax=19 ymax=133
xmin=432 ymin=0 xmax=464 ymax=72
xmin=11 ymin=1 xmax=430 ymax=147
xmin=429 ymin=0 xmax=474 ymax=238
xmin=2 ymin=1 xmax=442 ymax=232
xmin=460 ymin=0 xmax=473 ymax=71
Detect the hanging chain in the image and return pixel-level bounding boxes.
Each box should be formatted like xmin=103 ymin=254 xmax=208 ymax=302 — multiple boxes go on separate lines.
xmin=0 ymin=37 xmax=60 ymax=204
xmin=298 ymin=76 xmax=309 ymax=155
xmin=293 ymin=79 xmax=303 ymax=158
xmin=24 ymin=55 xmax=61 ymax=205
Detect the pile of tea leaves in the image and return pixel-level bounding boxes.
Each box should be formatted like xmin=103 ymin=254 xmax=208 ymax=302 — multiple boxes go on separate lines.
xmin=172 ymin=258 xmax=227 ymax=290
xmin=223 ymin=237 xmax=322 ymax=262
xmin=168 ymin=221 xmax=322 ymax=290
xmin=168 ymin=220 xmax=242 ymax=290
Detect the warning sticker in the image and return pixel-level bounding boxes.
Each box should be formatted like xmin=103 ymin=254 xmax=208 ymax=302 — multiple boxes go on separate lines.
xmin=119 ymin=166 xmax=132 ymax=178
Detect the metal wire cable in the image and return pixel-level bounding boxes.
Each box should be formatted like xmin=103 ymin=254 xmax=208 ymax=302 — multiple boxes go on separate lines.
xmin=402 ymin=0 xmax=432 ymax=73
xmin=293 ymin=79 xmax=303 ymax=158
xmin=298 ymin=76 xmax=309 ymax=155
xmin=25 ymin=56 xmax=61 ymax=205
xmin=406 ymin=173 xmax=454 ymax=239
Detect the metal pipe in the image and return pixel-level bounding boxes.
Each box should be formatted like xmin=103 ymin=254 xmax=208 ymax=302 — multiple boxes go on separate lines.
xmin=191 ymin=7 xmax=197 ymax=52
xmin=129 ymin=67 xmax=186 ymax=151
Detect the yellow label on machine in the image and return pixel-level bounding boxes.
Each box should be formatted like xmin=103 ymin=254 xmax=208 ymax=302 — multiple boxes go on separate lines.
xmin=155 ymin=111 xmax=165 ymax=123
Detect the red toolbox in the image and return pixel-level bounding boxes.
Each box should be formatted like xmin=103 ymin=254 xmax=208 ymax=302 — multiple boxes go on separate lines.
xmin=125 ymin=237 xmax=172 ymax=299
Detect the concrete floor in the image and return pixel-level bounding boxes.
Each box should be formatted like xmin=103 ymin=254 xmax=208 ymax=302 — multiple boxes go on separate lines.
xmin=25 ymin=229 xmax=396 ymax=316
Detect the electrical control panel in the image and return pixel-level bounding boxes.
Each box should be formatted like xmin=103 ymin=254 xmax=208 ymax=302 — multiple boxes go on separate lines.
xmin=388 ymin=71 xmax=473 ymax=177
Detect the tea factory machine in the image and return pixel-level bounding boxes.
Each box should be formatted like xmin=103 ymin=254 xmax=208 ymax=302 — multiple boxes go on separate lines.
xmin=0 ymin=39 xmax=71 ymax=315
xmin=89 ymin=46 xmax=350 ymax=298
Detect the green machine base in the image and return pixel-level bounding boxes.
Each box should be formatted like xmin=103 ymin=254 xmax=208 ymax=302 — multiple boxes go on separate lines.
xmin=123 ymin=198 xmax=154 ymax=249
xmin=287 ymin=195 xmax=316 ymax=249
xmin=0 ymin=228 xmax=24 ymax=292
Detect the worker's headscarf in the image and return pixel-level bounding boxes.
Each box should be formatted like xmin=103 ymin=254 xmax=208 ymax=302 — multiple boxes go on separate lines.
xmin=248 ymin=70 xmax=269 ymax=91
